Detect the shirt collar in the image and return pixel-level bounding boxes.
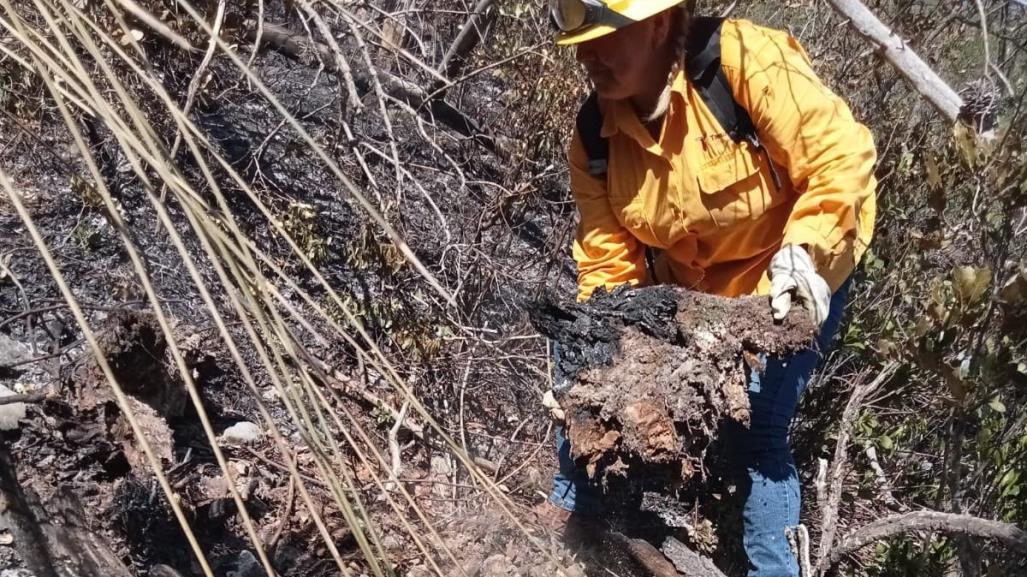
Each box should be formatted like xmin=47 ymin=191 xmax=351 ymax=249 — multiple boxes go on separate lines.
xmin=598 ymin=66 xmax=688 ymax=158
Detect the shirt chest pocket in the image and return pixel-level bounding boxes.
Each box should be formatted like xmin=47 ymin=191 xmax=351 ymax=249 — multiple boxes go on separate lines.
xmin=695 ymin=136 xmax=779 ymax=228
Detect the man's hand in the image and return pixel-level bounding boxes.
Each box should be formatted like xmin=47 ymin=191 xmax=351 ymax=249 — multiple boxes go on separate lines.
xmin=769 ymin=244 xmax=831 ymax=326
xmin=542 ymin=390 xmax=566 ymax=421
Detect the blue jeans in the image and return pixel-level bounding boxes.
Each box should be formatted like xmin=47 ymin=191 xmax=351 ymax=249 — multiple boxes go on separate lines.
xmin=547 ymin=282 xmax=850 ymax=577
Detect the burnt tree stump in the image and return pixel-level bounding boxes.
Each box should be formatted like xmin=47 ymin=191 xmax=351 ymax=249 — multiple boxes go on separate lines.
xmin=530 ymin=285 xmax=816 ymax=484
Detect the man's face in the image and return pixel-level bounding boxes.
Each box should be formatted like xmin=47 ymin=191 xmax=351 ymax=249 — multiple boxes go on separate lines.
xmin=575 ymin=15 xmax=666 ymax=100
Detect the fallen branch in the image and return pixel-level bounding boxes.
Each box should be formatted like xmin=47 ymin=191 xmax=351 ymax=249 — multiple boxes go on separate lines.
xmin=826 ymin=511 xmax=1027 ymax=569
xmin=824 ymin=0 xmax=963 ymax=123
xmin=307 ymin=356 xmax=426 ymax=440
xmin=437 ymin=0 xmax=496 ymax=83
xmin=386 ymin=399 xmax=411 ymax=490
xmin=110 ymin=0 xmax=197 ymax=52
xmin=863 ymin=442 xmax=905 ymax=511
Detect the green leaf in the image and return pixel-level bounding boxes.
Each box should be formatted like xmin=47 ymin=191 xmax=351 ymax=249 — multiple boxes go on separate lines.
xmin=878 ymin=435 xmax=894 ymax=451
xmin=952 ymin=266 xmax=992 ymax=306
xmin=989 ymin=397 xmax=1007 ymax=414
xmin=999 ymin=470 xmax=1020 ymax=496
xmin=897 ymin=147 xmax=914 ymax=175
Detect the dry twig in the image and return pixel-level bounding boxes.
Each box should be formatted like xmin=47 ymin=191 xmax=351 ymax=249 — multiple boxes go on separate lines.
xmin=816 ymin=363 xmax=898 ymax=572
xmin=0 ymin=392 xmax=46 ymax=406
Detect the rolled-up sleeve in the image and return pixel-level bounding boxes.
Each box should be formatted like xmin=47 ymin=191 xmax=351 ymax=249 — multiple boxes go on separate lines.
xmin=726 ymin=23 xmax=877 ymax=292
xmin=569 ymin=132 xmax=647 ymax=301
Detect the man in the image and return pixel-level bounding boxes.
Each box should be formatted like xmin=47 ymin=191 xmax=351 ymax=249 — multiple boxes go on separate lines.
xmin=538 ymin=2 xmax=877 ymax=575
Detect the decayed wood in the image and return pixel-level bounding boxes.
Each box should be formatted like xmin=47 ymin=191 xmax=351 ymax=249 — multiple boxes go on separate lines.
xmin=1 ymin=447 xmax=138 ymax=577
xmin=824 ymin=0 xmax=963 ymax=123
xmin=662 ymin=537 xmax=729 ymax=577
xmin=37 ymin=490 xmax=136 ymax=577
xmin=826 ymin=511 xmax=1027 ymax=569
xmin=532 ymin=285 xmax=816 ymax=483
xmin=0 ymin=448 xmax=58 ymax=577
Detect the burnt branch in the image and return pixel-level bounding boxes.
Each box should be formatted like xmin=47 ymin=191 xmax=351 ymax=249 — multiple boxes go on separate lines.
xmin=244 ymin=21 xmax=491 ymax=141
xmin=437 ymin=0 xmax=497 ymax=83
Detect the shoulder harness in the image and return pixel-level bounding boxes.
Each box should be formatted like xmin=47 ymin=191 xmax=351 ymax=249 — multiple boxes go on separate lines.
xmin=575 ymin=17 xmax=759 ymax=180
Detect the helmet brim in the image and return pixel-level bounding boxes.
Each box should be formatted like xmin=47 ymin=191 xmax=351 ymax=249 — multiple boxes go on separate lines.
xmin=553 ymin=0 xmax=684 ymax=46
xmin=555 ymin=24 xmax=618 ymax=46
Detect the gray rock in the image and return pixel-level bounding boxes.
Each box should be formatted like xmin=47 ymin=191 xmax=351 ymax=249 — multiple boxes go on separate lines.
xmin=406 ymin=566 xmax=432 ymax=577
xmin=381 ymin=534 xmax=404 ymax=551
xmin=480 ymin=554 xmax=518 ymax=577
xmin=222 ymin=421 xmax=262 ymax=445
xmin=0 ymin=385 xmax=27 ymax=431
xmin=1 ymin=570 xmax=37 ymax=577
xmin=430 ymin=455 xmax=453 ymax=476
xmin=0 ymin=334 xmax=30 ymax=367
xmin=227 ymin=550 xmax=261 ymax=577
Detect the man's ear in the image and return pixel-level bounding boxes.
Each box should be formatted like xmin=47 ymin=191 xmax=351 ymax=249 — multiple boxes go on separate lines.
xmin=651 ymin=10 xmax=673 ymax=48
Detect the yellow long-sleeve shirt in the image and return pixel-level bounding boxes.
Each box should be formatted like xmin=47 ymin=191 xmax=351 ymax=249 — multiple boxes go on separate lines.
xmin=570 ymin=19 xmax=877 ymax=301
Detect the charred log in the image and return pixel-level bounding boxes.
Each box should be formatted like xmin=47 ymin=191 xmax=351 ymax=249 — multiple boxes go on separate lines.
xmin=530 ymin=285 xmax=817 ymax=484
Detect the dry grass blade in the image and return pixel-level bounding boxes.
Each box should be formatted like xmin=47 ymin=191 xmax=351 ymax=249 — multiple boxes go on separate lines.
xmin=5 ymin=3 xmax=390 ymax=575
xmin=0 ymin=0 xmax=579 ymax=574
xmin=0 ymin=168 xmax=216 ymax=576
xmin=6 ymin=1 xmax=278 ymax=573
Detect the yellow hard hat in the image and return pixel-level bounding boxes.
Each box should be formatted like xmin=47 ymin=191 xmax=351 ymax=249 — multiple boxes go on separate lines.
xmin=551 ymin=0 xmax=685 ymax=46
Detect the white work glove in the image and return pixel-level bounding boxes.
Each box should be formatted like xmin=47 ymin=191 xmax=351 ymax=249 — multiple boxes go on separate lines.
xmin=769 ymin=244 xmax=831 ymax=326
xmin=542 ymin=390 xmax=566 ymax=422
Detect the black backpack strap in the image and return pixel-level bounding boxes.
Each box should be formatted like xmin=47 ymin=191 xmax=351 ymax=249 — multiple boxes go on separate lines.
xmin=575 ymin=91 xmax=609 ymax=178
xmin=686 ymin=17 xmax=759 ymax=146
